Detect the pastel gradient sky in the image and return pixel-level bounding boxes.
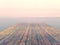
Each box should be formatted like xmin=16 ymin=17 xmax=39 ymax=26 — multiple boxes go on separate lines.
xmin=0 ymin=0 xmax=60 ymax=17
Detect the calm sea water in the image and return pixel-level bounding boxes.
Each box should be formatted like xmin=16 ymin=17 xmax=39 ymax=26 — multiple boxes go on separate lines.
xmin=0 ymin=17 xmax=60 ymax=31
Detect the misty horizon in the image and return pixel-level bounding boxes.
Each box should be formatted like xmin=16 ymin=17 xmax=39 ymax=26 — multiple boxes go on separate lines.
xmin=0 ymin=17 xmax=60 ymax=31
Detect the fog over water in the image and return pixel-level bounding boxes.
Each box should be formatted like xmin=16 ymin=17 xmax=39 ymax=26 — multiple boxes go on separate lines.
xmin=0 ymin=17 xmax=60 ymax=31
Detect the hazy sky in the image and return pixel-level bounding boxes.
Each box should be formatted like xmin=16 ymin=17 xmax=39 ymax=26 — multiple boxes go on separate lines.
xmin=0 ymin=0 xmax=60 ymax=17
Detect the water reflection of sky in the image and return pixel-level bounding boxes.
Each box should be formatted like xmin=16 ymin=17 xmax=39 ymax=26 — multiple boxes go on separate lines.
xmin=0 ymin=17 xmax=60 ymax=31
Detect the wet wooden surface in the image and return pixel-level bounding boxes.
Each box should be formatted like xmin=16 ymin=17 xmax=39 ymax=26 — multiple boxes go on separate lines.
xmin=0 ymin=23 xmax=60 ymax=45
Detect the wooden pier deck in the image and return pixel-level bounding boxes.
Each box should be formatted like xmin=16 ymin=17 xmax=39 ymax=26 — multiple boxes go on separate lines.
xmin=0 ymin=23 xmax=60 ymax=45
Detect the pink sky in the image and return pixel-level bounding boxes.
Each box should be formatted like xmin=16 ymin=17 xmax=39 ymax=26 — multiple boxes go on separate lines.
xmin=0 ymin=8 xmax=60 ymax=17
xmin=0 ymin=0 xmax=60 ymax=17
